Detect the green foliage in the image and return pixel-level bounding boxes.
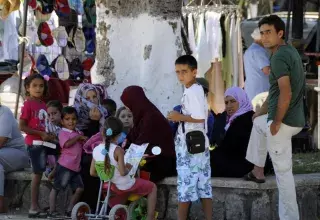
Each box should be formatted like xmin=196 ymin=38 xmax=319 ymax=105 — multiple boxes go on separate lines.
xmin=131 ymin=199 xmax=148 ymax=220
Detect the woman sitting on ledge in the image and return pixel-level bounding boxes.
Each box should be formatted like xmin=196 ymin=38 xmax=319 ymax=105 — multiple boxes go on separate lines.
xmin=210 ymin=87 xmax=255 ymax=177
xmin=0 ymin=105 xmax=29 ymax=212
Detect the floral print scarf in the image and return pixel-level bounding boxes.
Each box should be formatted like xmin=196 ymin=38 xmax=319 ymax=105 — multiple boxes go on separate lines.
xmin=73 ymin=83 xmax=108 ymax=131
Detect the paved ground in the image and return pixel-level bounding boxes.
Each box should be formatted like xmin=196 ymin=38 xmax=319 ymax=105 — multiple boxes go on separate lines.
xmin=0 ymin=214 xmax=66 ymax=220
xmin=0 ymin=214 xmax=45 ymax=220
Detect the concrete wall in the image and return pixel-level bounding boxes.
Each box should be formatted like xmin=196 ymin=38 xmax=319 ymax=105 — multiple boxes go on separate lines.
xmin=92 ymin=0 xmax=184 ymax=114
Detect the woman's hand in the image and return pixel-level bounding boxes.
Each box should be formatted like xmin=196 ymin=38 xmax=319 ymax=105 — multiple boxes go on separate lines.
xmin=89 ymin=108 xmax=101 ymax=121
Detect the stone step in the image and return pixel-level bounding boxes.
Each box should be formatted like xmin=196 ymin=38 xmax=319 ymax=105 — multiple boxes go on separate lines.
xmin=4 ymin=170 xmax=320 ymax=220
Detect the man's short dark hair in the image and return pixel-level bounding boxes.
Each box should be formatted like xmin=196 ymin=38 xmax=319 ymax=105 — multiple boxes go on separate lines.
xmin=61 ymin=106 xmax=78 ymax=119
xmin=175 ymin=55 xmax=198 ymax=70
xmin=258 ymin=15 xmax=285 ymax=39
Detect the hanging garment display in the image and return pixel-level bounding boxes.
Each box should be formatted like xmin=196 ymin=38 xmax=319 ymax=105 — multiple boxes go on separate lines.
xmin=6 ymin=0 xmax=98 ymax=84
xmin=182 ymin=4 xmax=243 ymax=114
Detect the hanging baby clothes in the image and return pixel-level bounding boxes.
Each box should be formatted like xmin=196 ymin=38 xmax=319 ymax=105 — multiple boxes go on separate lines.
xmin=230 ymin=14 xmax=238 ymax=87
xmin=196 ymin=13 xmax=211 ymax=77
xmin=205 ymin=11 xmax=225 ymax=114
xmin=206 ymin=11 xmax=222 ymax=61
xmin=222 ymin=13 xmax=233 ymax=88
xmin=237 ymin=15 xmax=244 ymax=88
xmin=247 ymin=2 xmax=258 ymax=19
xmin=3 ymin=11 xmax=19 ymax=61
xmin=188 ymin=13 xmax=197 ymax=55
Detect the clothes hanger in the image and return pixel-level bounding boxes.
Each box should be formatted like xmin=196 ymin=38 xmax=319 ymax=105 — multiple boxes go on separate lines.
xmin=186 ymin=0 xmax=196 ymax=6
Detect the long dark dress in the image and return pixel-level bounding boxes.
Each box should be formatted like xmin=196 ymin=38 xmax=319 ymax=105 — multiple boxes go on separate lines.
xmin=80 ymin=119 xmax=100 ymax=211
xmin=210 ymin=111 xmax=255 ymax=177
xmin=121 ymin=86 xmax=177 ymax=182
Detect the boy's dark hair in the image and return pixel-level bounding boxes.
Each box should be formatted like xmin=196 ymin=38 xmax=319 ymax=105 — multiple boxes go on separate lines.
xmin=61 ymin=106 xmax=78 ymax=119
xmin=47 ymin=100 xmax=63 ymax=113
xmin=258 ymin=15 xmax=285 ymax=39
xmin=102 ymin=99 xmax=117 ymax=116
xmin=24 ymin=74 xmax=48 ymax=97
xmin=102 ymin=117 xmax=123 ymax=172
xmin=175 ymin=55 xmax=198 ymax=70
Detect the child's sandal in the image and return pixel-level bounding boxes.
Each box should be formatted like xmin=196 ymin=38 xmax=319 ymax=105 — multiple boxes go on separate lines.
xmin=48 ymin=211 xmax=60 ymax=218
xmin=28 ymin=210 xmax=47 ymax=218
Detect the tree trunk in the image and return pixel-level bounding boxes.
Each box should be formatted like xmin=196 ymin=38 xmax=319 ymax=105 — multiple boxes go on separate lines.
xmin=92 ymin=0 xmax=183 ymax=114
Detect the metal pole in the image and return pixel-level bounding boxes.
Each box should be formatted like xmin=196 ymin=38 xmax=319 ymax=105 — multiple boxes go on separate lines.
xmin=292 ymin=0 xmax=304 ymax=40
xmin=285 ymin=0 xmax=292 ymax=42
xmin=317 ymin=65 xmax=320 ymax=149
xmin=316 ymin=0 xmax=320 ymax=52
xmin=14 ymin=0 xmax=29 ymax=118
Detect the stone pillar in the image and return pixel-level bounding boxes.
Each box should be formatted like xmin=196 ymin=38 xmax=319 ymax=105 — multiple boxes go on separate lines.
xmin=92 ymin=0 xmax=184 ymax=114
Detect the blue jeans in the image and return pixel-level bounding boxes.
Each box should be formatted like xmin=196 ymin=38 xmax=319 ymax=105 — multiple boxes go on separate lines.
xmin=27 ymin=145 xmax=57 ymax=174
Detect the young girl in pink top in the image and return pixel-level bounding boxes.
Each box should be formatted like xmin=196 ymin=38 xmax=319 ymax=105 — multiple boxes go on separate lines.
xmin=19 ymin=74 xmax=55 ymax=218
xmin=49 ymin=107 xmax=87 ymax=217
xmin=90 ymin=117 xmax=157 ymax=220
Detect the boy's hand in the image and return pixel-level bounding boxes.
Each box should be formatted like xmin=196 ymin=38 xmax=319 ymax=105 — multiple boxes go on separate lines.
xmin=79 ymin=135 xmax=88 ymax=142
xmin=167 ymin=111 xmax=181 ymax=122
xmin=89 ymin=108 xmax=101 ymax=121
xmin=41 ymin=132 xmax=55 ymax=142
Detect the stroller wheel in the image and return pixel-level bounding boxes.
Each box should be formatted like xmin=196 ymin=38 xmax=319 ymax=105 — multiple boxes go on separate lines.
xmin=109 ymin=204 xmax=129 ymax=220
xmin=71 ymin=202 xmax=91 ymax=220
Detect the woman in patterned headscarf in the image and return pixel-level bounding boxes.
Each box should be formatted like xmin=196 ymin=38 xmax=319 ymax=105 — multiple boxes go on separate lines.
xmin=73 ymin=83 xmax=108 ymax=211
xmin=73 ymin=83 xmax=108 ymax=137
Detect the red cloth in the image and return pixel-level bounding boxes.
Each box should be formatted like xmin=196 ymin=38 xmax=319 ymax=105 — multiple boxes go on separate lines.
xmin=45 ymin=78 xmax=78 ymax=105
xmin=20 ymin=99 xmax=47 ymax=145
xmin=103 ymin=178 xmax=154 ymax=207
xmin=120 ymin=86 xmax=175 ymax=158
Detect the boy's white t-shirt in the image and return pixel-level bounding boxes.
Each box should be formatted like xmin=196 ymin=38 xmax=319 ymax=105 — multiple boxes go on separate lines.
xmin=177 ymin=83 xmax=208 ymax=135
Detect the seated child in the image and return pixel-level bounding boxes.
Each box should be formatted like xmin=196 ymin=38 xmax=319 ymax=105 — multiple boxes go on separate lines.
xmin=90 ymin=117 xmax=157 ymax=220
xmin=49 ymin=107 xmax=87 ymax=217
xmin=102 ymin=99 xmax=117 ymax=117
xmin=45 ymin=100 xmax=63 ymax=181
